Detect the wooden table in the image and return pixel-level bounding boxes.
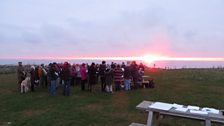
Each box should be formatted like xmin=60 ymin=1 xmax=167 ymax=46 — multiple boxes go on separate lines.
xmin=132 ymin=101 xmax=224 ymax=126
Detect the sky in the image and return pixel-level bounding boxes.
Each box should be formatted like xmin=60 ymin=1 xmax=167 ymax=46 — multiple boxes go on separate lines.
xmin=0 ymin=0 xmax=224 ymax=60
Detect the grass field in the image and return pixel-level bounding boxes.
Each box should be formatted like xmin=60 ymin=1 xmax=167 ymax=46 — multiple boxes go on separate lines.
xmin=0 ymin=68 xmax=224 ymax=126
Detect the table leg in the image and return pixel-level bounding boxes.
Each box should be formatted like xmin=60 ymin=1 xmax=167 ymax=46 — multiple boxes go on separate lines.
xmin=205 ymin=119 xmax=211 ymax=126
xmin=147 ymin=111 xmax=153 ymax=126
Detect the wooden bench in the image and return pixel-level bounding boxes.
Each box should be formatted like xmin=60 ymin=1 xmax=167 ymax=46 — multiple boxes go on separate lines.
xmin=131 ymin=101 xmax=224 ymax=126
xmin=138 ymin=76 xmax=154 ymax=88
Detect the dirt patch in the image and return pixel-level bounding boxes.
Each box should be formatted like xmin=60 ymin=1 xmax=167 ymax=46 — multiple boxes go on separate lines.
xmin=173 ymin=83 xmax=191 ymax=91
xmin=210 ymin=86 xmax=224 ymax=94
xmin=0 ymin=89 xmax=14 ymax=94
xmin=112 ymin=91 xmax=129 ymax=110
xmin=21 ymin=110 xmax=45 ymax=117
xmin=81 ymin=103 xmax=102 ymax=112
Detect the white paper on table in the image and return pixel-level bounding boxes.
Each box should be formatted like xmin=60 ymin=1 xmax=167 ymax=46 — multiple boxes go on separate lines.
xmin=149 ymin=102 xmax=173 ymax=111
xmin=172 ymin=103 xmax=183 ymax=108
xmin=190 ymin=110 xmax=208 ymax=115
xmin=187 ymin=105 xmax=200 ymax=110
xmin=175 ymin=107 xmax=188 ymax=112
xmin=202 ymin=107 xmax=220 ymax=114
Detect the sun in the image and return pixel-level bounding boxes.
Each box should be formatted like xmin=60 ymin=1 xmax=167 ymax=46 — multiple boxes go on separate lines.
xmin=140 ymin=54 xmax=161 ymax=64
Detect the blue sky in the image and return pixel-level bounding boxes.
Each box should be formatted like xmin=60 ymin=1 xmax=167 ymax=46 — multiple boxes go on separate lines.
xmin=0 ymin=0 xmax=224 ymax=59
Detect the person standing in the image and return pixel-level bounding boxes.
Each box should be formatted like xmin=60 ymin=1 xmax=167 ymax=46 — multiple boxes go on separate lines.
xmin=105 ymin=67 xmax=113 ymax=93
xmin=38 ymin=64 xmax=44 ymax=88
xmin=124 ymin=62 xmax=132 ymax=91
xmin=139 ymin=63 xmax=145 ymax=71
xmin=34 ymin=66 xmax=39 ymax=86
xmin=80 ymin=63 xmax=87 ymax=91
xmin=48 ymin=63 xmax=59 ymax=96
xmin=61 ymin=62 xmax=71 ymax=96
xmin=75 ymin=64 xmax=81 ymax=86
xmin=70 ymin=64 xmax=77 ymax=87
xmin=99 ymin=61 xmax=106 ymax=92
xmin=30 ymin=66 xmax=36 ymax=92
xmin=42 ymin=64 xmax=48 ymax=87
xmin=17 ymin=62 xmax=25 ymax=91
xmin=130 ymin=61 xmax=139 ymax=89
xmin=88 ymin=62 xmax=97 ymax=92
xmin=113 ymin=65 xmax=123 ymax=91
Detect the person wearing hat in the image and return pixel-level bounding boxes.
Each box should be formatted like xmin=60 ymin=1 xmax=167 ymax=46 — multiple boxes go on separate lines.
xmin=17 ymin=62 xmax=25 ymax=91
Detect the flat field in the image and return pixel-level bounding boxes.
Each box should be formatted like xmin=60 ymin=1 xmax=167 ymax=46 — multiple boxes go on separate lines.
xmin=0 ymin=68 xmax=224 ymax=126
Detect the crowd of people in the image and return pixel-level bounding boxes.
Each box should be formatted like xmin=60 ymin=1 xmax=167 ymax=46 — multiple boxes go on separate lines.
xmin=17 ymin=60 xmax=154 ymax=96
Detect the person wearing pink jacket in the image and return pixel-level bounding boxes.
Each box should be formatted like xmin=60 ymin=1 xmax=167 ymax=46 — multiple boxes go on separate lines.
xmin=80 ymin=63 xmax=87 ymax=91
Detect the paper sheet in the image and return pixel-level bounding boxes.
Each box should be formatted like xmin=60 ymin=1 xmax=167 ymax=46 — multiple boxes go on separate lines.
xmin=148 ymin=102 xmax=220 ymax=115
xmin=190 ymin=110 xmax=208 ymax=115
xmin=187 ymin=105 xmax=200 ymax=110
xmin=172 ymin=103 xmax=183 ymax=108
xmin=149 ymin=102 xmax=173 ymax=111
xmin=175 ymin=107 xmax=188 ymax=112
xmin=202 ymin=107 xmax=220 ymax=114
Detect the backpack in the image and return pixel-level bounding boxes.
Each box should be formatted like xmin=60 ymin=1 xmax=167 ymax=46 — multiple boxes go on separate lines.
xmin=148 ymin=79 xmax=155 ymax=88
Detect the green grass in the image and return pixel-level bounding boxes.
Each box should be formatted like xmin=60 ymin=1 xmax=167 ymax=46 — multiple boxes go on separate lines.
xmin=0 ymin=68 xmax=224 ymax=126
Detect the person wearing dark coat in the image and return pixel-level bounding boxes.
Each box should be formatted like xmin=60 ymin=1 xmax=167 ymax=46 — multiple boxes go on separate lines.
xmin=48 ymin=63 xmax=59 ymax=96
xmin=80 ymin=63 xmax=87 ymax=91
xmin=105 ymin=67 xmax=113 ymax=93
xmin=99 ymin=61 xmax=106 ymax=92
xmin=30 ymin=66 xmax=36 ymax=91
xmin=34 ymin=66 xmax=39 ymax=86
xmin=124 ymin=63 xmax=132 ymax=91
xmin=17 ymin=62 xmax=25 ymax=91
xmin=88 ymin=62 xmax=97 ymax=92
xmin=130 ymin=61 xmax=139 ymax=89
xmin=61 ymin=62 xmax=71 ymax=96
xmin=70 ymin=64 xmax=76 ymax=87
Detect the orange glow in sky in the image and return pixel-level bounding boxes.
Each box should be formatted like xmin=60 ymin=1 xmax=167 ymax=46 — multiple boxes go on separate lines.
xmin=140 ymin=54 xmax=224 ymax=64
xmin=75 ymin=55 xmax=224 ymax=65
xmin=4 ymin=55 xmax=224 ymax=65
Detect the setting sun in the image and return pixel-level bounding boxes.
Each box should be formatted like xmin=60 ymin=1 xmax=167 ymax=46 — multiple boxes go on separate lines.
xmin=140 ymin=54 xmax=161 ymax=64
